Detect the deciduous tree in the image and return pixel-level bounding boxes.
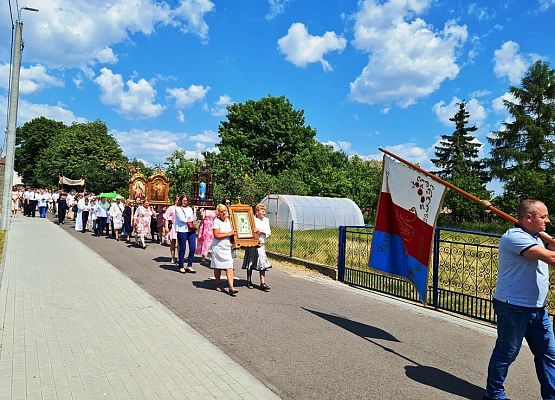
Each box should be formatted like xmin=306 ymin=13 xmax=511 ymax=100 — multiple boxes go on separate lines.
xmin=34 ymin=121 xmax=128 ymax=193
xmin=15 ymin=117 xmax=66 ymax=187
xmin=218 ymin=95 xmax=316 ymax=176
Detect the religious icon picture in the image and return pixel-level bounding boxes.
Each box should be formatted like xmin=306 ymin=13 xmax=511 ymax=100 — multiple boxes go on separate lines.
xmin=228 ymin=204 xmax=260 ymax=248
xmin=133 ymin=180 xmax=146 ymax=199
xmin=234 ymin=212 xmax=252 ymax=238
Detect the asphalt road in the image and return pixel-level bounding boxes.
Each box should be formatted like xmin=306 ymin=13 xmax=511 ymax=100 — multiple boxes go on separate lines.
xmin=54 ymin=217 xmax=538 ymax=400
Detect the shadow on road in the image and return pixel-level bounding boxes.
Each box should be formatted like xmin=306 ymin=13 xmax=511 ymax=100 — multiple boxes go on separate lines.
xmin=192 ymin=278 xmax=251 ymax=291
xmin=304 ymin=308 xmax=484 ymax=400
xmin=158 ymin=264 xmax=182 ymax=273
xmin=404 ymin=365 xmax=484 ymax=399
xmin=303 ymin=308 xmax=399 ymax=342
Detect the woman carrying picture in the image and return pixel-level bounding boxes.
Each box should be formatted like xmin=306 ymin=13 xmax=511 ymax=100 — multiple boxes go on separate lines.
xmin=210 ymin=204 xmax=238 ymax=296
xmin=242 ymin=203 xmax=272 ymax=291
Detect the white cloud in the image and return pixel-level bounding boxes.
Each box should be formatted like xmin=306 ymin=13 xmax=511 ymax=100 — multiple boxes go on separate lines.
xmin=492 ymin=92 xmax=518 ymax=114
xmin=112 ymin=128 xmax=182 ymax=162
xmin=350 ymin=0 xmax=467 ymax=108
xmin=210 ymin=95 xmax=233 ymax=116
xmin=73 ymin=74 xmax=84 ymax=89
xmin=0 ymin=96 xmax=87 ymax=126
xmin=189 ymin=130 xmax=219 ymax=144
xmin=493 ymin=41 xmax=528 ymax=84
xmin=469 ymin=89 xmax=491 ymax=98
xmin=467 ymin=3 xmax=495 ymax=21
xmin=94 ymin=67 xmax=164 ymax=118
xmin=432 ymin=97 xmax=487 ymax=127
xmin=278 ymin=22 xmax=347 ymax=71
xmin=167 ymin=84 xmax=209 ymax=108
xmin=94 ymin=47 xmax=118 ymax=64
xmin=266 ymin=0 xmax=289 ymax=20
xmin=0 ymin=0 xmax=214 ymax=68
xmin=364 ymin=143 xmax=435 ymax=171
xmin=177 ymin=110 xmax=185 ymax=122
xmin=467 ymin=35 xmax=481 ymax=62
xmin=322 ymin=140 xmax=352 ymax=152
xmin=539 ymin=0 xmax=555 ymax=12
xmin=111 ymin=127 xmax=218 ymax=162
xmin=172 ymin=0 xmax=215 ymax=42
xmin=0 ymin=64 xmax=63 ymax=94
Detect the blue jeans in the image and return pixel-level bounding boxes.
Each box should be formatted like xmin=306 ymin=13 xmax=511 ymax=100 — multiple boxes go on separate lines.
xmin=486 ymin=298 xmax=555 ymax=399
xmin=39 ymin=206 xmax=47 ymax=218
xmin=177 ymin=231 xmax=196 ymax=268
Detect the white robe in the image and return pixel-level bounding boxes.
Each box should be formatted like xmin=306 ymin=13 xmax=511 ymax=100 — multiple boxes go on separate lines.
xmin=109 ymin=202 xmax=124 ymax=230
xmin=74 ymin=198 xmax=85 ymax=231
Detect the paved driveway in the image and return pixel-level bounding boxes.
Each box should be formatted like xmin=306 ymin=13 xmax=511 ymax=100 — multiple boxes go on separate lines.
xmin=58 ymin=219 xmax=538 ymax=400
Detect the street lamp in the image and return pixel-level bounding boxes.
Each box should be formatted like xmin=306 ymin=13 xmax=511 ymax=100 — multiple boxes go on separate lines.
xmin=1 ymin=6 xmax=38 ymax=230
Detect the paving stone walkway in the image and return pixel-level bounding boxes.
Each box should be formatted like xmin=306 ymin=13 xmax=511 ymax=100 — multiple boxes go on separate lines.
xmin=0 ymin=216 xmax=280 ymax=400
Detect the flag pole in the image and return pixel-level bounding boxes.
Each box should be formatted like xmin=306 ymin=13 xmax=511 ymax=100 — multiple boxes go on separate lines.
xmin=378 ymin=148 xmax=555 ymax=245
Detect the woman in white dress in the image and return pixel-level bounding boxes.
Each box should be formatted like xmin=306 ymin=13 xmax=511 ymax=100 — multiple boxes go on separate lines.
xmin=210 ymin=204 xmax=238 ymax=296
xmin=74 ymin=194 xmax=84 ymax=231
xmin=109 ymin=198 xmax=125 ymax=241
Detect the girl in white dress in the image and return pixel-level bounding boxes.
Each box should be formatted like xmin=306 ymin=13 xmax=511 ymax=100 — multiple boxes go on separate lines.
xmin=243 ymin=203 xmax=272 ymax=291
xmin=210 ymin=204 xmax=238 ymax=295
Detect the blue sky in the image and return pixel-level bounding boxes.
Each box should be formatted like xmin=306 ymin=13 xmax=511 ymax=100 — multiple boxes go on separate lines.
xmin=1 ymin=0 xmax=554 ymax=191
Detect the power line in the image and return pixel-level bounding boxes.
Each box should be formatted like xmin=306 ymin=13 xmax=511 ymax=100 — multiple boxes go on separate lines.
xmin=8 ymin=0 xmax=14 ymax=25
xmin=4 ymin=0 xmax=16 ymax=156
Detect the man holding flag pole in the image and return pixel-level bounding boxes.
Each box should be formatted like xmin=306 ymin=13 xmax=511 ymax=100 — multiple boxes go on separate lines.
xmin=372 ymin=149 xmax=555 ymax=400
xmin=483 ymin=200 xmax=555 ymax=400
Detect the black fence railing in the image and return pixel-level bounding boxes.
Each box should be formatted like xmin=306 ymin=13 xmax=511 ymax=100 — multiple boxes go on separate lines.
xmin=266 ymin=222 xmax=555 ymax=324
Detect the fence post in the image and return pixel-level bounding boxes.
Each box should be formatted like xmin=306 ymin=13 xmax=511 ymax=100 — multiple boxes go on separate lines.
xmin=337 ymin=225 xmax=346 ymax=281
xmin=289 ymin=220 xmax=294 ymax=257
xmin=432 ymin=228 xmax=440 ymax=308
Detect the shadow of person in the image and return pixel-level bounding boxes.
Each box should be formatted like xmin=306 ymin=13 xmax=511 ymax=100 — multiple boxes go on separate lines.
xmin=304 ymin=308 xmax=483 ymax=400
xmin=192 ymin=279 xmax=218 ymax=290
xmin=158 ymin=264 xmax=181 ymax=273
xmin=405 ymin=365 xmax=484 ymax=399
xmin=303 ymin=308 xmax=399 ymax=342
xmin=153 ymin=256 xmax=173 ymax=263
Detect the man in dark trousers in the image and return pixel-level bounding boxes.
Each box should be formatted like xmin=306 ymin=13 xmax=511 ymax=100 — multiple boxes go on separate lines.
xmin=56 ymin=193 xmax=68 ymax=224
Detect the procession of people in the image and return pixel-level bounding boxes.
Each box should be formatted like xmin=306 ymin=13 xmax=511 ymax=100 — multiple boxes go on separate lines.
xmin=12 ymin=185 xmax=272 ymax=297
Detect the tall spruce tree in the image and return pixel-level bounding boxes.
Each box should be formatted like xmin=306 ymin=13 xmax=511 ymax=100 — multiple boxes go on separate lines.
xmin=432 ymin=101 xmax=485 ymax=181
xmin=487 ymin=60 xmax=555 ymax=211
xmin=432 ymin=101 xmax=490 ymax=222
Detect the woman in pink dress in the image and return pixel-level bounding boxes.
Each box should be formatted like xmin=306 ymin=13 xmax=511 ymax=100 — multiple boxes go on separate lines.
xmin=163 ymin=195 xmax=180 ymax=264
xmin=133 ymin=199 xmax=153 ymax=249
xmin=195 ymin=207 xmax=217 ymax=264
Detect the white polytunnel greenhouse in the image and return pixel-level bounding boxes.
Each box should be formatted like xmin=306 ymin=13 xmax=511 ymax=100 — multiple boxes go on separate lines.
xmin=259 ymin=194 xmax=364 ymax=230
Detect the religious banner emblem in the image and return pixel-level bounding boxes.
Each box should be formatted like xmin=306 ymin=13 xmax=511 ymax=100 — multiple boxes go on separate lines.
xmin=369 ymin=155 xmax=447 ymax=302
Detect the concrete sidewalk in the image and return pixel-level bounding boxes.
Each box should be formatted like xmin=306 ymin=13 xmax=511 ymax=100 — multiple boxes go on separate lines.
xmin=0 ymin=216 xmax=280 ymax=400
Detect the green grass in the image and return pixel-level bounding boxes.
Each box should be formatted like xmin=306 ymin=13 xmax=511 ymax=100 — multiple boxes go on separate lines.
xmin=265 ymin=226 xmax=555 ymax=316
xmin=0 ymin=230 xmax=5 ymax=261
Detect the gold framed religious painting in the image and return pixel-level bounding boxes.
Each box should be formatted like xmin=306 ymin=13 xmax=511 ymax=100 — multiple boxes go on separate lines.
xmin=228 ymin=204 xmax=260 ymax=248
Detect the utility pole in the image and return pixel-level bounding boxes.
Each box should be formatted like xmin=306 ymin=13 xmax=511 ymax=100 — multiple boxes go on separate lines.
xmin=1 ymin=7 xmax=38 ymax=230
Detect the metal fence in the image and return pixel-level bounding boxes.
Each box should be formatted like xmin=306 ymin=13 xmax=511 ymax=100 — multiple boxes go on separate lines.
xmin=265 ymin=221 xmax=340 ymax=267
xmin=266 ymin=223 xmax=555 ymax=323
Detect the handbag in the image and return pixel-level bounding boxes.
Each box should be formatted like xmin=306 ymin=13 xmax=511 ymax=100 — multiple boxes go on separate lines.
xmin=187 ymin=221 xmax=197 ymax=231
